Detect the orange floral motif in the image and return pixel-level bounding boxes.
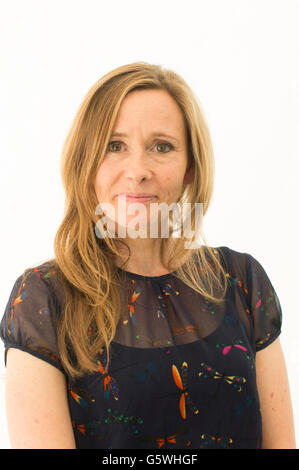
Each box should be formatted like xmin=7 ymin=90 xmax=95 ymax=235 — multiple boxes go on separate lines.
xmin=172 ymin=362 xmax=199 ymax=420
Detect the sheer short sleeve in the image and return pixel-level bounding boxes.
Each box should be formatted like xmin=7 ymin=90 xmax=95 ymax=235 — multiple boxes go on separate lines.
xmin=0 ymin=267 xmax=66 ymax=375
xmin=245 ymin=253 xmax=282 ymax=351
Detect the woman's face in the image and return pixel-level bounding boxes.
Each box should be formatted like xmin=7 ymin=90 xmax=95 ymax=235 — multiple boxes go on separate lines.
xmin=94 ymin=88 xmax=192 ymax=237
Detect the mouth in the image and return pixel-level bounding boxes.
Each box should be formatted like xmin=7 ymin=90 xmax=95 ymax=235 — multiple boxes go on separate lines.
xmin=118 ymin=193 xmax=157 ymax=203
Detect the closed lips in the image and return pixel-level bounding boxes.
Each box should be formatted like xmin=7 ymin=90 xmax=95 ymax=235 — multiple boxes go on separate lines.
xmin=119 ymin=193 xmax=156 ymax=197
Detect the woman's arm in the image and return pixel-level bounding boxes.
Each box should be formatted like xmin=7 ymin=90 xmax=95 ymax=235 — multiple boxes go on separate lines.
xmin=5 ymin=348 xmax=76 ymax=449
xmin=255 ymin=337 xmax=296 ymax=449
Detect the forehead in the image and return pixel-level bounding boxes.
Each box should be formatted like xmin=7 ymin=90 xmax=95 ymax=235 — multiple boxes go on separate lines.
xmin=112 ymin=89 xmax=186 ymax=134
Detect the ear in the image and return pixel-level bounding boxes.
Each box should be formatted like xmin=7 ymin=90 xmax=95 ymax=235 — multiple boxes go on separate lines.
xmin=183 ymin=162 xmax=194 ymax=184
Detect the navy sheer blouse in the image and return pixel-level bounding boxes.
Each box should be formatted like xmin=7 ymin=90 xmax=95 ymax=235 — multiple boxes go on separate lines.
xmin=0 ymin=246 xmax=282 ymax=449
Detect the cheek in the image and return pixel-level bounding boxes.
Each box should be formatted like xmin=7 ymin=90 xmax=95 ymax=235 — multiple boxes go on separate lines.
xmin=162 ymin=172 xmax=185 ymax=190
xmin=166 ymin=160 xmax=187 ymax=185
xmin=94 ymin=163 xmax=112 ymax=198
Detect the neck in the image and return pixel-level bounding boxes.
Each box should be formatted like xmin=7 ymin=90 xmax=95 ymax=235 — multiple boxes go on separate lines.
xmin=114 ymin=237 xmax=169 ymax=276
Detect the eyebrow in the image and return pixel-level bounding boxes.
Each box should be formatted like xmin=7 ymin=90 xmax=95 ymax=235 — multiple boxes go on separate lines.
xmin=110 ymin=132 xmax=179 ymax=143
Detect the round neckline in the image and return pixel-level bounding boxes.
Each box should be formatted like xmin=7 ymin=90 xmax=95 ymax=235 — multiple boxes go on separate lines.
xmin=116 ymin=266 xmax=177 ymax=280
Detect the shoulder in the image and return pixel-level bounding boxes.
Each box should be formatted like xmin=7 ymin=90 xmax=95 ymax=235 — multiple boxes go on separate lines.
xmin=1 ymin=258 xmax=64 ymax=359
xmin=212 ymin=245 xmax=249 ymax=279
xmin=215 ymin=245 xmax=264 ymax=279
xmin=20 ymin=258 xmax=59 ymax=285
xmin=15 ymin=259 xmax=65 ymax=311
xmin=215 ymin=245 xmax=248 ymax=265
xmin=0 ymin=259 xmax=68 ymax=376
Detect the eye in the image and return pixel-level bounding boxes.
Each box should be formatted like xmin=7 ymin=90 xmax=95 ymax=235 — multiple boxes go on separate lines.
xmin=107 ymin=141 xmax=123 ymax=152
xmin=155 ymin=142 xmax=174 ymax=153
xmin=106 ymin=141 xmax=174 ymax=153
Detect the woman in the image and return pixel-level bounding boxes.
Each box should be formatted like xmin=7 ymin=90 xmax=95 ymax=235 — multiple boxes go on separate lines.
xmin=0 ymin=62 xmax=295 ymax=449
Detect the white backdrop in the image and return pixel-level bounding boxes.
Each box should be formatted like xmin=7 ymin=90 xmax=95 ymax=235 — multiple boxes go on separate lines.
xmin=0 ymin=0 xmax=298 ymax=449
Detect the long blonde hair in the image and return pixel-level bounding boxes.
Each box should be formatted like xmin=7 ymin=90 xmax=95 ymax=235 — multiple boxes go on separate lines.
xmin=40 ymin=62 xmax=229 ymax=379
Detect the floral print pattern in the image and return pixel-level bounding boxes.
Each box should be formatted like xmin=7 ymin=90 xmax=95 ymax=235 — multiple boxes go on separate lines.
xmin=0 ymin=246 xmax=282 ymax=449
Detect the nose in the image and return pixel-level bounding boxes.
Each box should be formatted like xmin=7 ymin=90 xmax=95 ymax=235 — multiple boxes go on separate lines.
xmin=123 ymin=152 xmax=153 ymax=183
